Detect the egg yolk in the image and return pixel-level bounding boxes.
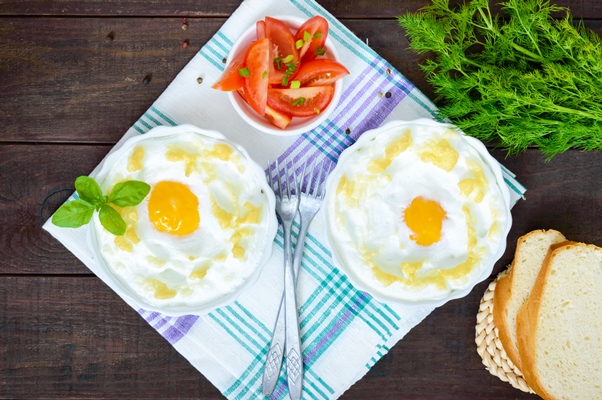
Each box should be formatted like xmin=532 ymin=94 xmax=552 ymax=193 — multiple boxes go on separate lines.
xmin=404 ymin=197 xmax=446 ymax=246
xmin=148 ymin=181 xmax=200 ymax=235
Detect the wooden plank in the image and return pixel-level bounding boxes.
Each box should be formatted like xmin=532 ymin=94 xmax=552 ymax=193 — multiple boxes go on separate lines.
xmin=0 ymin=144 xmax=108 ymax=274
xmin=350 ymin=286 xmax=540 ymax=399
xmin=0 ymin=0 xmax=600 ymax=20
xmin=0 ymin=17 xmax=226 ymax=144
xmin=0 ymin=18 xmax=431 ymax=144
xmin=0 ymin=276 xmax=222 ymax=398
xmin=2 ymin=144 xmax=602 ymax=277
xmin=2 ymin=16 xmax=602 ymax=144
xmin=0 ymin=276 xmax=535 ymax=399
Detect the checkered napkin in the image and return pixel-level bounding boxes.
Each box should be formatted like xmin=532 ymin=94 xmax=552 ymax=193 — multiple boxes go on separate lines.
xmin=43 ymin=0 xmax=527 ymax=398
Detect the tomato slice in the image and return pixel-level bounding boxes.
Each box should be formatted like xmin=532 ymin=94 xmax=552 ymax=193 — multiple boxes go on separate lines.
xmin=211 ymin=47 xmax=246 ymax=92
xmin=264 ymin=105 xmax=292 ymax=129
xmin=294 ymin=16 xmax=328 ymax=62
xmin=265 ymin=17 xmax=299 ymax=85
xmin=267 ymin=86 xmax=334 ymax=117
xmin=242 ymin=38 xmax=271 ymax=115
xmin=256 ymin=20 xmax=266 ymax=39
xmin=238 ymin=88 xmax=291 ymax=129
xmin=294 ymin=59 xmax=349 ymax=87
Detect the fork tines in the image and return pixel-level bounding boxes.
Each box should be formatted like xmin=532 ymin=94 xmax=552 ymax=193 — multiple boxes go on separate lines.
xmin=268 ymin=157 xmax=332 ymax=198
xmin=300 ymin=158 xmax=331 ymax=197
xmin=268 ymin=158 xmax=300 ymax=197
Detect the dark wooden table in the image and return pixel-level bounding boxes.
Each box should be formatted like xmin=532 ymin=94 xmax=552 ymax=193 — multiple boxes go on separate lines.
xmin=1 ymin=1 xmax=601 ymax=398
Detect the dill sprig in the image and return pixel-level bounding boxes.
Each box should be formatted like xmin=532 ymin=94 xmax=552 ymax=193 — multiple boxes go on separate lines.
xmin=398 ymin=0 xmax=602 ymax=158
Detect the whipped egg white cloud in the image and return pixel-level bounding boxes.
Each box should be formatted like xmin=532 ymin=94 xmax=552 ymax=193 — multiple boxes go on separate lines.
xmin=91 ymin=131 xmax=273 ymax=308
xmin=325 ymin=124 xmax=508 ymax=302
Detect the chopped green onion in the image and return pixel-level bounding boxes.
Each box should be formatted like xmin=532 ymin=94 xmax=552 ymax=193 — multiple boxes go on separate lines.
xmin=290 ymin=80 xmax=301 ymax=89
xmin=292 ymin=97 xmax=306 ymax=106
xmin=282 ymin=76 xmax=289 ymax=86
xmin=314 ymin=32 xmax=323 ymax=39
xmin=285 ymin=62 xmax=296 ymax=75
xmin=274 ymin=57 xmax=283 ymax=70
xmin=282 ymin=54 xmax=294 ymax=63
xmin=314 ymin=107 xmax=321 ymax=114
xmin=303 ymin=31 xmax=311 ymax=43
xmin=314 ymin=46 xmax=326 ymax=56
xmin=295 ymin=39 xmax=304 ymax=49
xmin=238 ymin=68 xmax=250 ymax=77
xmin=262 ymin=71 xmax=268 ymax=79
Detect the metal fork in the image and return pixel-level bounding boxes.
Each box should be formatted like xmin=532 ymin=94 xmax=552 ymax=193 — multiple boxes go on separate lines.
xmin=266 ymin=159 xmax=303 ymax=400
xmin=262 ymin=159 xmax=329 ymax=397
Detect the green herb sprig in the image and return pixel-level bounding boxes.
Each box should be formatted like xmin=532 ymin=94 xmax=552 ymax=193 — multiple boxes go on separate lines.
xmin=398 ymin=0 xmax=602 ymax=158
xmin=52 ymin=176 xmax=150 ymax=235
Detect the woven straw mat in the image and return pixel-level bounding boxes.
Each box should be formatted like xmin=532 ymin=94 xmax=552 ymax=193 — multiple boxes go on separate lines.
xmin=475 ymin=270 xmax=534 ymax=394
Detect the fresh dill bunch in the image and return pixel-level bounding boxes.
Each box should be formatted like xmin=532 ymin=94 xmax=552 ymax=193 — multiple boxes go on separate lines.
xmin=398 ymin=0 xmax=602 ymax=158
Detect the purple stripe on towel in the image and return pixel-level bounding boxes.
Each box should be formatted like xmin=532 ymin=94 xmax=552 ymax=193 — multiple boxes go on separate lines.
xmin=138 ymin=309 xmax=200 ymax=345
xmin=302 ymin=291 xmax=368 ymax=364
xmin=162 ymin=315 xmax=200 ymax=344
xmin=346 ymin=81 xmax=409 ymax=141
xmin=145 ymin=312 xmax=161 ymax=322
xmin=153 ymin=316 xmax=171 ymax=330
xmin=270 ymin=379 xmax=287 ymax=400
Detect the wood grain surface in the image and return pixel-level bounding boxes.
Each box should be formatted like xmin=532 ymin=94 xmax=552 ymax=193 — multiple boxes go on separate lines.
xmin=1 ymin=0 xmax=601 ymax=399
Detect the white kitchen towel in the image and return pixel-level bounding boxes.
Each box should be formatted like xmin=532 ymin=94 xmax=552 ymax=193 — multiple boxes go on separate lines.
xmin=44 ymin=0 xmax=527 ymax=398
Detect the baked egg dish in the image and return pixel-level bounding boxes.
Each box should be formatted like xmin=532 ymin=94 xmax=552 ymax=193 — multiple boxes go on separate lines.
xmin=324 ymin=120 xmax=510 ymax=304
xmin=90 ymin=127 xmax=276 ymax=311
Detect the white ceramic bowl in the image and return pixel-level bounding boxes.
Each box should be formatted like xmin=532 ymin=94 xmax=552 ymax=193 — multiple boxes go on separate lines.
xmin=226 ymin=15 xmax=343 ymax=136
xmin=87 ymin=124 xmax=278 ymax=316
xmin=323 ymin=119 xmax=512 ymax=308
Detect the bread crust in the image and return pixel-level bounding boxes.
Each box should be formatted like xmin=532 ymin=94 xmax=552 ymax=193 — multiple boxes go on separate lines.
xmin=516 ymin=241 xmax=577 ymax=400
xmin=492 ymin=269 xmax=518 ymax=365
xmin=492 ymin=229 xmax=566 ymax=371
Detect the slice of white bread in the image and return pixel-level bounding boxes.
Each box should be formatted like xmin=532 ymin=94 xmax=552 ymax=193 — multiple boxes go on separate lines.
xmin=493 ymin=229 xmax=566 ymax=370
xmin=516 ymin=242 xmax=602 ymax=400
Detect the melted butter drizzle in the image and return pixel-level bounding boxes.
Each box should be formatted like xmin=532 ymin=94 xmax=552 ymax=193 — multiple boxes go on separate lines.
xmin=146 ymin=256 xmax=166 ymax=268
xmin=230 ymin=228 xmax=254 ymax=259
xmin=458 ymin=159 xmax=488 ymax=203
xmin=127 ymin=146 xmax=145 ymax=172
xmin=336 ymin=173 xmax=372 ymax=209
xmin=143 ymin=278 xmax=177 ymax=299
xmin=165 ymin=142 xmax=240 ymax=177
xmin=165 ymin=146 xmax=199 ymax=177
xmin=114 ymin=236 xmax=133 ymax=253
xmin=366 ymin=129 xmax=413 ymax=173
xmin=211 ymin=196 xmax=263 ymax=260
xmin=190 ymin=261 xmax=211 ymax=280
xmin=113 ymin=207 xmax=139 ymax=252
xmin=418 ymin=132 xmax=459 ymax=172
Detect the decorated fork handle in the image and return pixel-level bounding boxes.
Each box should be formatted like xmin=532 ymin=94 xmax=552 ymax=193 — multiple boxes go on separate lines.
xmin=262 ymin=212 xmax=313 ymax=396
xmin=283 ymin=219 xmax=303 ymax=400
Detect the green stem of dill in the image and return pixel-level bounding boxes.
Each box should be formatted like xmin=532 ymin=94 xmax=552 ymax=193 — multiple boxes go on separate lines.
xmin=548 ymin=104 xmax=602 ymax=121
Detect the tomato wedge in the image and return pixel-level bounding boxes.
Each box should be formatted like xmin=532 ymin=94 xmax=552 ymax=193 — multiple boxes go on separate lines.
xmin=256 ymin=20 xmax=266 ymax=39
xmin=265 ymin=17 xmax=299 ymax=85
xmin=211 ymin=47 xmax=246 ymax=91
xmin=242 ymin=38 xmax=271 ymax=115
xmin=294 ymin=16 xmax=328 ymax=62
xmin=267 ymin=86 xmax=334 ymax=117
xmin=264 ymin=105 xmax=292 ymax=129
xmin=294 ymin=59 xmax=349 ymax=87
xmin=238 ymin=88 xmax=292 ymax=129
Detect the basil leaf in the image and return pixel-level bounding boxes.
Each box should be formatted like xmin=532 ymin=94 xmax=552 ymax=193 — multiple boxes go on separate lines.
xmin=75 ymin=176 xmax=104 ymax=206
xmin=51 ymin=199 xmax=95 ymax=228
xmin=109 ymin=181 xmax=151 ymax=207
xmin=99 ymin=204 xmax=126 ymax=236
